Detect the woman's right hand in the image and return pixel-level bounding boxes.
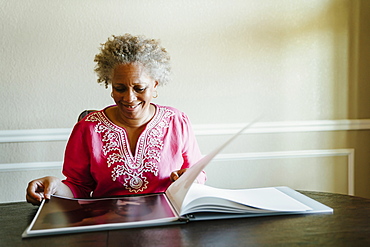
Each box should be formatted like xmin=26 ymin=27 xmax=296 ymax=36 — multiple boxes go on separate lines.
xmin=26 ymin=176 xmax=61 ymax=205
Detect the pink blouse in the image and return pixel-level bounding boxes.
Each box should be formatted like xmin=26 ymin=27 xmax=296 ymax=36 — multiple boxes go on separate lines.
xmin=62 ymin=104 xmax=206 ymax=198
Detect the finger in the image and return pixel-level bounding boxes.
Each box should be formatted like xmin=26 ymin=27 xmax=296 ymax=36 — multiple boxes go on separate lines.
xmin=171 ymin=171 xmax=179 ymax=182
xmin=177 ymin=168 xmax=188 ymax=177
xmin=26 ymin=193 xmax=41 ymax=206
xmin=26 ymin=181 xmax=43 ymax=202
xmin=43 ymin=180 xmax=55 ymax=200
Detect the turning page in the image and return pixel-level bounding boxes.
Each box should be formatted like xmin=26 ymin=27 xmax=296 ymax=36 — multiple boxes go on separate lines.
xmin=166 ymin=121 xmax=256 ymax=214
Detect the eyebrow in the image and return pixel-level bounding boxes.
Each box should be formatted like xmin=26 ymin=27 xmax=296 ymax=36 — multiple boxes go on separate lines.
xmin=112 ymin=80 xmax=149 ymax=85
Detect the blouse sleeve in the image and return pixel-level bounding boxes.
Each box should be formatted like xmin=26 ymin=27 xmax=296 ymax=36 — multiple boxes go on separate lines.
xmin=180 ymin=113 xmax=207 ymax=184
xmin=62 ymin=122 xmax=96 ymax=198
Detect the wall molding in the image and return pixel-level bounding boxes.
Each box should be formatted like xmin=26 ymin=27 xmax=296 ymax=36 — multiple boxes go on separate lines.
xmin=0 ymin=161 xmax=63 ymax=172
xmin=194 ymin=119 xmax=370 ymax=135
xmin=0 ymin=128 xmax=72 ymax=143
xmin=0 ymin=149 xmax=355 ymax=195
xmin=1 ymin=119 xmax=370 ymax=143
xmin=214 ymin=149 xmax=355 ymax=195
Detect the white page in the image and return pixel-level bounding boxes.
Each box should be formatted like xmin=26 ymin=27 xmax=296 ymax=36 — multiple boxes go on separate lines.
xmin=166 ymin=121 xmax=257 ymax=214
xmin=181 ymin=184 xmax=312 ymax=215
xmin=181 ymin=197 xmax=274 ymax=215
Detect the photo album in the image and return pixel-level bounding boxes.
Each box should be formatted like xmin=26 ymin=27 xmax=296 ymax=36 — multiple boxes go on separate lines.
xmin=22 ymin=122 xmax=333 ymax=238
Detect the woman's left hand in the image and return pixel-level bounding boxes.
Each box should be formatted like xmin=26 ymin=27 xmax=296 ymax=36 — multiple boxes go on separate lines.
xmin=170 ymin=168 xmax=188 ymax=182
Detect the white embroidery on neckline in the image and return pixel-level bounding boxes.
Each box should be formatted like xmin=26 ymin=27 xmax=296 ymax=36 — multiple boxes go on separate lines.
xmin=86 ymin=106 xmax=175 ymax=193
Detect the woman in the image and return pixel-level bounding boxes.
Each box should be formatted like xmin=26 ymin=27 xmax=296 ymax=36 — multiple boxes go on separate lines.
xmin=26 ymin=34 xmax=206 ymax=205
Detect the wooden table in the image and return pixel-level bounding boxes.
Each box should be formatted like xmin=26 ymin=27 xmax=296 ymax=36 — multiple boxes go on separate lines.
xmin=1 ymin=191 xmax=370 ymax=246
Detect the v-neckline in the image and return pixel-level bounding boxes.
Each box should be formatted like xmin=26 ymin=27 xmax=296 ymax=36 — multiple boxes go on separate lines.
xmin=124 ymin=125 xmax=146 ymax=158
xmin=102 ymin=104 xmax=158 ymax=160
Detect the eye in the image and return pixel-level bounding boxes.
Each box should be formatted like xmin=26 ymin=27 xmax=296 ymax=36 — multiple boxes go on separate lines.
xmin=113 ymin=86 xmax=126 ymax=92
xmin=134 ymin=86 xmax=147 ymax=93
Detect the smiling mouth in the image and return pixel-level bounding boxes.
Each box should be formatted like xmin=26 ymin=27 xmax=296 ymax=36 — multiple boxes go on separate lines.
xmin=122 ymin=102 xmax=142 ymax=109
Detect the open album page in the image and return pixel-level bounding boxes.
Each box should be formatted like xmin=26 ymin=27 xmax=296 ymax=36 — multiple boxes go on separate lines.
xmin=23 ymin=193 xmax=179 ymax=237
xmin=180 ymin=184 xmax=312 ymax=215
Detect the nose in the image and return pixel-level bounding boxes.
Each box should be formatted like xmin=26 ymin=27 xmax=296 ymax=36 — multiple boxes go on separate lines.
xmin=123 ymin=89 xmax=137 ymax=103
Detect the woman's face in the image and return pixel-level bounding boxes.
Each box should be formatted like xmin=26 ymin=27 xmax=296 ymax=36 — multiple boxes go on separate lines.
xmin=111 ymin=63 xmax=158 ymax=122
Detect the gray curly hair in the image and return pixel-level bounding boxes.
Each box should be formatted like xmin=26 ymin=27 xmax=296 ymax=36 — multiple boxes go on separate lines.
xmin=94 ymin=34 xmax=171 ymax=88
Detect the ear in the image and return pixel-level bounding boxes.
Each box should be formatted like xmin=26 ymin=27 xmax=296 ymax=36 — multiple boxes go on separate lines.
xmin=154 ymin=81 xmax=159 ymax=88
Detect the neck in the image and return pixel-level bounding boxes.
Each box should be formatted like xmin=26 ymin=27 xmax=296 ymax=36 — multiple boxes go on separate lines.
xmin=115 ymin=105 xmax=155 ymax=129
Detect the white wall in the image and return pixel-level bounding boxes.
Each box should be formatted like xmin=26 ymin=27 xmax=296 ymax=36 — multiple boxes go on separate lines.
xmin=1 ymin=0 xmax=370 ymax=202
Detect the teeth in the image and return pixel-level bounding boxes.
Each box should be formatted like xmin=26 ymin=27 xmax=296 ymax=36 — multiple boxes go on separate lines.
xmin=121 ymin=102 xmax=141 ymax=109
xmin=124 ymin=104 xmax=139 ymax=108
